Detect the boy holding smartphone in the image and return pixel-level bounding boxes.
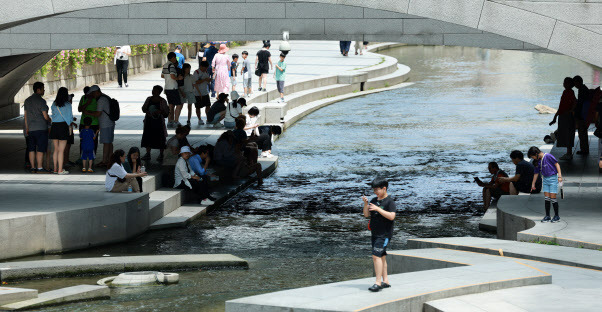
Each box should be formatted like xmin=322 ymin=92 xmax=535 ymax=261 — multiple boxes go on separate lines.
xmin=362 ymin=177 xmax=397 ymax=292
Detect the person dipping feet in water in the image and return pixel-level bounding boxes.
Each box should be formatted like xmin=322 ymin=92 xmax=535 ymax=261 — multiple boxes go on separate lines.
xmin=362 ymin=177 xmax=397 ymax=292
xmin=528 ymin=146 xmax=563 ymax=223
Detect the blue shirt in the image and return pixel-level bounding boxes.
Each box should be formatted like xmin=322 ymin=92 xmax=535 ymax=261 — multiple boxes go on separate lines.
xmin=175 ymin=52 xmax=185 ymax=69
xmin=79 ymin=128 xmax=95 ymax=151
xmin=51 ymin=101 xmax=73 ymax=124
xmin=188 ymin=154 xmax=206 ymax=176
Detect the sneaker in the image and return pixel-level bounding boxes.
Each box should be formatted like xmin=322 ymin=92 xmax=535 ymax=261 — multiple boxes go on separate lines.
xmin=57 ymin=170 xmax=69 ymax=175
xmin=119 ymin=85 xmax=123 ymax=88
xmin=37 ymin=168 xmax=51 ymax=174
xmin=82 ymin=168 xmax=87 ymax=173
xmin=260 ymin=151 xmax=268 ymax=158
xmin=258 ymin=87 xmax=262 ymax=91
xmin=551 ymin=215 xmax=560 ymax=223
xmin=200 ymin=198 xmax=215 ymax=206
xmin=87 ymin=168 xmax=94 ymax=173
xmin=141 ymin=153 xmax=151 ymax=161
xmin=281 ymin=97 xmax=285 ymax=102
xmin=559 ymin=154 xmax=573 ymax=160
xmin=30 ymin=168 xmax=37 ymax=174
xmin=198 ymin=119 xmax=204 ymax=125
xmin=125 ymin=83 xmax=129 ymax=88
xmin=541 ymin=215 xmax=551 ymax=223
xmin=381 ymin=282 xmax=391 ymax=289
xmin=368 ymin=284 xmax=382 ymax=292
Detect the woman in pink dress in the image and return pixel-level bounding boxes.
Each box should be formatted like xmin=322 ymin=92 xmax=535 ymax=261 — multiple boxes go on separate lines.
xmin=211 ymin=44 xmax=232 ymax=95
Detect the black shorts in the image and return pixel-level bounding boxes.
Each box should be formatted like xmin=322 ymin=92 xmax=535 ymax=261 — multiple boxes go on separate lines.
xmin=512 ymin=181 xmax=531 ymax=194
xmin=195 ymin=95 xmax=211 ymax=108
xmin=165 ymin=89 xmax=182 ymax=106
xmin=258 ymin=64 xmax=269 ymax=75
xmin=50 ymin=122 xmax=70 ymax=140
xmin=26 ymin=130 xmax=49 ymax=152
xmin=490 ymin=188 xmax=509 ymax=199
xmin=371 ymin=236 xmax=390 ymax=258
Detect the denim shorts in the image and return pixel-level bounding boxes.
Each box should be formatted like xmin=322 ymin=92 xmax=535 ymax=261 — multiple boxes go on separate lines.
xmin=542 ymin=174 xmax=558 ymax=194
xmin=243 ymin=78 xmax=252 ymax=88
xmin=371 ymin=236 xmax=389 ymax=258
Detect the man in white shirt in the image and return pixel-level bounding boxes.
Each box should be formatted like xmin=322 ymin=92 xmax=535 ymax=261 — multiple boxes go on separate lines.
xmin=114 ymin=45 xmax=131 ymax=88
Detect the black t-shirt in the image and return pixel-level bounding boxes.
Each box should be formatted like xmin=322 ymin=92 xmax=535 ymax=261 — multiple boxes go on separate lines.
xmin=207 ymin=100 xmax=226 ymax=122
xmin=257 ymin=50 xmax=271 ymax=68
xmin=233 ymin=129 xmax=247 ymax=143
xmin=515 ymin=160 xmax=541 ymax=192
xmin=369 ymin=196 xmax=397 ymax=238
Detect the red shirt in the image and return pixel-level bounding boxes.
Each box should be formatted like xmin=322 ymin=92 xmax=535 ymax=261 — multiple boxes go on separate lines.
xmin=490 ymin=170 xmax=510 ymax=193
xmin=557 ymin=89 xmax=576 ymax=116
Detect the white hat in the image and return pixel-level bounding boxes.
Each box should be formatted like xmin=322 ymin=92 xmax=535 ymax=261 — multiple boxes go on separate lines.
xmin=180 ymin=146 xmax=192 ymax=155
xmin=86 ymin=85 xmax=100 ymax=95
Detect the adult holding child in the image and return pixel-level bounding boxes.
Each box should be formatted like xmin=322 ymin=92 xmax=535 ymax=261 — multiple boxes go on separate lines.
xmin=211 ymin=44 xmax=232 ymax=95
xmin=255 ymin=41 xmax=272 ymax=92
xmin=50 ymin=87 xmax=76 ymax=175
xmin=105 ymin=149 xmax=147 ymax=193
xmin=141 ymin=85 xmax=169 ymax=162
xmin=549 ymin=77 xmax=577 ymax=160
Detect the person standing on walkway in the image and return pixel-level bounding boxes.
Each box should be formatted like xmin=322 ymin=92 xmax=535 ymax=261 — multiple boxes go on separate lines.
xmin=255 ymin=41 xmax=272 ymax=92
xmin=573 ymin=76 xmax=591 ymax=156
xmin=84 ymin=85 xmax=115 ymax=167
xmin=79 ymin=117 xmax=98 ymax=173
xmin=141 ymin=85 xmax=169 ymax=163
xmin=354 ymin=41 xmax=364 ymax=55
xmin=241 ymin=51 xmax=252 ymax=97
xmin=105 ymin=149 xmax=147 ymax=193
xmin=550 ymin=77 xmax=577 ymax=160
xmin=114 ymin=45 xmax=131 ymax=88
xmin=362 ymin=177 xmax=397 ymax=292
xmin=274 ymin=53 xmax=287 ymax=102
xmin=50 ymin=87 xmax=75 ymax=175
xmin=212 ymin=44 xmax=232 ymax=95
xmin=204 ymin=42 xmax=219 ymax=98
xmin=23 ymin=82 xmax=51 ymax=173
xmin=162 ymin=52 xmax=183 ymax=127
xmin=339 ymin=41 xmax=351 ymax=56
xmin=193 ymin=61 xmax=212 ymax=125
xmin=197 ymin=44 xmax=206 ymax=65
xmin=230 ymin=54 xmax=239 ymax=93
xmin=528 ymin=146 xmax=563 ymax=223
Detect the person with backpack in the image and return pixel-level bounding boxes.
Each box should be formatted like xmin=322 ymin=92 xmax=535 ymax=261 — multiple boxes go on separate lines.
xmin=86 ymin=85 xmax=120 ymax=167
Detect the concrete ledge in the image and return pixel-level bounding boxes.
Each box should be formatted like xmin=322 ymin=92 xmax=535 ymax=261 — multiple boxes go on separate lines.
xmin=0 ymin=288 xmax=37 ymax=306
xmin=337 ymin=72 xmax=368 ymax=84
xmin=0 ymin=285 xmax=109 ymax=311
xmin=0 ymin=254 xmax=248 ymax=282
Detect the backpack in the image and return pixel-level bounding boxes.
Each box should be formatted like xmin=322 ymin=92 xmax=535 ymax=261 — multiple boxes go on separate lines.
xmin=101 ymin=94 xmax=120 ymax=121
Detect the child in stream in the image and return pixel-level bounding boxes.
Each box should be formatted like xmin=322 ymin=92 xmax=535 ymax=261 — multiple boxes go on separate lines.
xmin=362 ymin=177 xmax=397 ymax=292
xmin=528 ymin=146 xmax=563 ymax=223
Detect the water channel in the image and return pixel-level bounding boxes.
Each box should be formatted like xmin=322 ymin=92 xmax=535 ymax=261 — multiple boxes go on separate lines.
xmin=13 ymin=45 xmax=598 ymax=311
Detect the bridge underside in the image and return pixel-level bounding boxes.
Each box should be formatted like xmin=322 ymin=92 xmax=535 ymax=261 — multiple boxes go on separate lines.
xmin=0 ymin=0 xmax=600 ymax=120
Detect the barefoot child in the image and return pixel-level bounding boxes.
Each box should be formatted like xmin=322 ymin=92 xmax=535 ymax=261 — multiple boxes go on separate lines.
xmin=80 ymin=117 xmax=98 ymax=172
xmin=528 ymin=146 xmax=563 ymax=223
xmin=362 ymin=177 xmax=397 ymax=292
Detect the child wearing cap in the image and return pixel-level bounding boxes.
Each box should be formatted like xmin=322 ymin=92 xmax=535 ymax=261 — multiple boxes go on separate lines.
xmin=362 ymin=177 xmax=397 ymax=292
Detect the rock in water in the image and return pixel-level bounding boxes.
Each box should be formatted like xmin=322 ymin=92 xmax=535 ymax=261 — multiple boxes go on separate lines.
xmin=535 ymin=104 xmax=557 ymax=114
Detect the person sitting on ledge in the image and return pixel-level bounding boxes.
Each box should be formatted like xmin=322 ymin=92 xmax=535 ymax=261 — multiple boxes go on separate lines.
xmin=174 ymin=146 xmax=215 ymax=206
xmin=475 ymin=162 xmax=510 ymax=211
xmin=188 ymin=145 xmax=211 ymax=177
xmin=498 ymin=150 xmax=541 ymax=195
xmin=105 ymin=149 xmax=147 ymax=193
xmin=256 ymin=125 xmax=282 ymax=158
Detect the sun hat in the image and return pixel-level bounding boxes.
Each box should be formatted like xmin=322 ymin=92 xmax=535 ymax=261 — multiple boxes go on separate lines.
xmin=180 ymin=146 xmax=192 ymax=155
xmin=218 ymin=44 xmax=229 ymax=54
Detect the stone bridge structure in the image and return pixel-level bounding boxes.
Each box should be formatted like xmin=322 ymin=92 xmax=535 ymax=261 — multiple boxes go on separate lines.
xmin=0 ymin=0 xmax=600 ymax=120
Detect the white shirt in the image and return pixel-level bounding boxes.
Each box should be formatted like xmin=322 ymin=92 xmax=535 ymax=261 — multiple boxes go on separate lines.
xmin=182 ymin=75 xmax=195 ymax=94
xmin=245 ymin=114 xmax=259 ymax=136
xmin=174 ymin=157 xmax=193 ymax=189
xmin=162 ymin=62 xmax=178 ymax=90
xmin=224 ymin=102 xmax=243 ymax=123
xmin=106 ymin=163 xmax=127 ymax=191
xmin=193 ymin=69 xmax=210 ymax=96
xmin=115 ymin=45 xmax=131 ymax=62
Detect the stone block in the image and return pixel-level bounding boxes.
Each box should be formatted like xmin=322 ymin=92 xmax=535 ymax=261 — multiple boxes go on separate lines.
xmin=207 ymin=3 xmax=285 ymax=18
xmin=264 ymin=106 xmax=285 ymax=124
xmin=10 ymin=18 xmax=90 ymax=34
xmin=90 ymin=18 xmax=167 ymax=35
xmin=0 ymin=0 xmax=54 ymax=26
xmin=364 ymin=34 xmax=444 ymax=45
xmin=337 ymin=72 xmax=367 ymax=84
xmin=0 ymin=34 xmax=50 ymax=50
xmin=168 ymin=19 xmax=244 ymax=35
xmin=88 ymin=202 xmax=128 ymax=246
xmin=286 ymin=2 xmax=363 ymax=18
xmin=50 ymin=34 xmax=128 ymax=50
xmin=408 ymin=0 xmax=485 ymax=29
xmin=246 ymin=19 xmax=324 ymax=35
xmin=0 ymin=258 xmax=124 ymax=281
xmin=129 ymin=2 xmax=207 ymax=19
xmin=0 ymin=288 xmax=38 ymax=306
xmin=504 ymin=1 xmax=602 ymax=26
xmin=0 ymin=215 xmax=46 ymax=261
xmin=478 ymin=1 xmax=556 ymax=48
xmin=325 ymin=18 xmax=403 ymax=35
xmin=0 ymin=285 xmax=109 ymax=310
xmin=548 ymin=21 xmax=602 ymax=70
xmin=129 ymin=35 xmax=207 ymax=45
xmin=444 ymin=33 xmax=524 ymax=50
xmin=52 ymin=0 xmax=124 ymax=14
xmin=363 ymin=8 xmax=418 ymax=19
xmin=125 ymin=195 xmax=149 ymax=238
xmin=403 ymin=19 xmax=482 ymax=35
xmin=58 ymin=5 xmax=128 ymax=19
xmin=338 ymin=0 xmax=410 ymax=14
xmin=44 ymin=208 xmax=91 ymax=253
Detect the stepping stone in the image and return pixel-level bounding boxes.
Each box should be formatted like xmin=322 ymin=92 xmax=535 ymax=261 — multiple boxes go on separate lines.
xmin=150 ymin=205 xmax=208 ymax=230
xmin=0 ymin=288 xmax=37 ymax=306
xmin=0 ymin=285 xmax=109 ymax=311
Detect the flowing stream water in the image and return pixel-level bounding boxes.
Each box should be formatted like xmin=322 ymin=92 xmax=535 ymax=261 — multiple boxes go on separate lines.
xmin=11 ymin=45 xmax=598 ymax=311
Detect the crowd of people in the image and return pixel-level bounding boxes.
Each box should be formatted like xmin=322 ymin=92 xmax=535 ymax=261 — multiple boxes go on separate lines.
xmin=477 ymin=75 xmax=602 ymax=223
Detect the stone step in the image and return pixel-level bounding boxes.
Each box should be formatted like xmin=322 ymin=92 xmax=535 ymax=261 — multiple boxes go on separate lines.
xmin=148 ymin=188 xmax=184 ymax=223
xmin=0 ymin=288 xmax=37 ymax=306
xmin=0 ymin=285 xmax=109 ymax=311
xmin=478 ymin=207 xmax=497 ymax=232
xmin=364 ymin=64 xmax=411 ymax=90
xmin=149 ymin=205 xmax=208 ymax=230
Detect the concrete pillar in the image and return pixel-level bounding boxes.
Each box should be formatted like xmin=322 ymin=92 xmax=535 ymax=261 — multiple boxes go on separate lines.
xmin=0 ymin=52 xmax=57 ymax=121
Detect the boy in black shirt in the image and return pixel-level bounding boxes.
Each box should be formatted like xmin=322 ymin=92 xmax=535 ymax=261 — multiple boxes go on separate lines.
xmin=362 ymin=177 xmax=397 ymax=292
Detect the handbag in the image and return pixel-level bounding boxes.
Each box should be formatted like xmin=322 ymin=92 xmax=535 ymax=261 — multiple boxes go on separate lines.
xmin=255 ymin=68 xmax=261 ymax=77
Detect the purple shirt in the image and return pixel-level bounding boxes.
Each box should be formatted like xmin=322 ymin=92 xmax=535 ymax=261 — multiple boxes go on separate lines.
xmin=534 ymin=153 xmax=558 ymax=177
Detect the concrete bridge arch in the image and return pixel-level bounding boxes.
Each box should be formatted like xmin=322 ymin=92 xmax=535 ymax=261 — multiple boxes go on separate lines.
xmin=0 ymin=0 xmax=600 ymax=119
